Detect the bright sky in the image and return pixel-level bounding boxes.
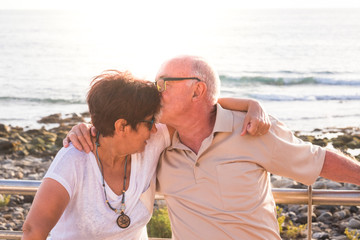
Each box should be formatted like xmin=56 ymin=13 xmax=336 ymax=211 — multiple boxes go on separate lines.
xmin=1 ymin=0 xmax=360 ymax=9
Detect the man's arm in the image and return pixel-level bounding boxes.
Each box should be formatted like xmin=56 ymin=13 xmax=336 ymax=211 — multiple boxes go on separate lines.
xmin=218 ymin=97 xmax=271 ymax=136
xmin=320 ymin=150 xmax=360 ymax=185
xmin=65 ymin=98 xmax=270 ymax=152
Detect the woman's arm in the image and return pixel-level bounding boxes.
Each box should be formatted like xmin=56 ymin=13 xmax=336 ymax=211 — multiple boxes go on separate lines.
xmin=218 ymin=98 xmax=271 ymax=136
xmin=22 ymin=179 xmax=70 ymax=240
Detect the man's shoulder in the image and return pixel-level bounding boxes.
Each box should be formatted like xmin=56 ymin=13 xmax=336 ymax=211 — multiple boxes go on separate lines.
xmin=225 ymin=109 xmax=246 ymax=126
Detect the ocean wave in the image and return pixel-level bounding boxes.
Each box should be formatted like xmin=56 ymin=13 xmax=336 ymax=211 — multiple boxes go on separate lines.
xmin=242 ymin=70 xmax=349 ymax=75
xmin=249 ymin=94 xmax=360 ymax=101
xmin=0 ymin=96 xmax=84 ymax=104
xmin=281 ymin=113 xmax=360 ymax=121
xmin=220 ymin=75 xmax=360 ymax=86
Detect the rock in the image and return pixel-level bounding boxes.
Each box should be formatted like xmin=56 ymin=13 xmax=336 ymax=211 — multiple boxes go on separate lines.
xmin=12 ymin=133 xmax=28 ymax=143
xmin=337 ymin=221 xmax=349 ymax=233
xmin=81 ymin=111 xmax=90 ymax=117
xmin=285 ymin=211 xmax=297 ymax=221
xmin=15 ymin=149 xmax=29 ymax=157
xmin=294 ymin=212 xmax=316 ymax=224
xmin=37 ymin=113 xmax=62 ymax=123
xmin=25 ymin=129 xmax=44 ymax=135
xmin=0 ymin=124 xmax=10 ymax=133
xmin=315 ymin=205 xmax=338 ymax=213
xmin=350 ymin=206 xmax=359 ymax=214
xmin=272 ymin=178 xmax=297 ymax=188
xmin=43 ymin=132 xmax=57 ymax=143
xmin=30 ymin=137 xmax=45 ymax=146
xmin=325 ymin=181 xmax=343 ymax=189
xmin=62 ymin=113 xmax=85 ymax=123
xmin=313 ymin=180 xmax=327 ymax=189
xmin=55 ymin=132 xmax=67 ymax=148
xmin=3 ymin=214 xmax=12 ymax=220
xmin=313 ymin=180 xmax=343 ymax=189
xmin=297 ymin=135 xmax=328 ymax=147
xmin=334 ymin=134 xmax=354 ymax=143
xmin=330 ymin=235 xmax=348 ymax=240
xmin=12 ymin=211 xmax=24 ymax=220
xmin=317 ymin=212 xmax=333 ymax=223
xmin=5 ymin=222 xmax=16 ymax=229
xmin=0 ymin=138 xmax=16 ymax=152
xmin=27 ymin=173 xmax=41 ymax=180
xmin=312 ymin=138 xmax=329 ymax=147
xmin=346 ymin=136 xmax=360 ymax=149
xmin=344 ymin=183 xmax=359 ymax=190
xmin=297 ymin=205 xmax=309 ymax=214
xmin=312 ymin=232 xmax=330 ymax=239
xmin=348 ymin=218 xmax=360 ymax=229
xmin=332 ymin=134 xmax=354 ymax=149
xmin=15 ymin=171 xmax=24 ymax=179
xmin=333 ymin=210 xmax=350 ymax=220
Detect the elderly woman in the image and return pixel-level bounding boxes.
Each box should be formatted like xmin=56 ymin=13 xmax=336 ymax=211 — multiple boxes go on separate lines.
xmin=22 ymin=70 xmax=269 ymax=239
xmin=23 ymin=71 xmax=168 ymax=239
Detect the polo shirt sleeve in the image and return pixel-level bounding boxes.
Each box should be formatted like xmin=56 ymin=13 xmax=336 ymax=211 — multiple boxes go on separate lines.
xmin=263 ymin=117 xmax=326 ymax=186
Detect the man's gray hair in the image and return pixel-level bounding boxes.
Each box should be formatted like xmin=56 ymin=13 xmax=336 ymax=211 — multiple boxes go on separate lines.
xmin=190 ymin=57 xmax=221 ymax=105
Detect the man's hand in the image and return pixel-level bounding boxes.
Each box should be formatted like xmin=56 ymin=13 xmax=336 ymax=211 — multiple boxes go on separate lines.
xmin=241 ymin=101 xmax=271 ymax=136
xmin=63 ymin=123 xmax=96 ymax=153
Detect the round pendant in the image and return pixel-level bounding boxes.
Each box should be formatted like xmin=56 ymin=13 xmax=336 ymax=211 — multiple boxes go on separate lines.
xmin=117 ymin=213 xmax=131 ymax=228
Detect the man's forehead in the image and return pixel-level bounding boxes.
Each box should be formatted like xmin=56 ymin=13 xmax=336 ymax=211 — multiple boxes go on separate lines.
xmin=157 ymin=66 xmax=191 ymax=78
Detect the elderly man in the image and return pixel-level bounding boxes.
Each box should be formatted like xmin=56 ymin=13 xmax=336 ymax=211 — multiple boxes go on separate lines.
xmin=154 ymin=55 xmax=360 ymax=239
xmin=65 ymin=56 xmax=360 ymax=239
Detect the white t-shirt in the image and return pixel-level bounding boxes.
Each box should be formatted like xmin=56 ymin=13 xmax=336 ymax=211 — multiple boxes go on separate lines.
xmin=44 ymin=123 xmax=170 ymax=240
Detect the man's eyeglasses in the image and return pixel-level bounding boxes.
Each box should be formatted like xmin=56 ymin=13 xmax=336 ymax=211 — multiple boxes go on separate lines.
xmin=139 ymin=116 xmax=155 ymax=131
xmin=155 ymin=77 xmax=202 ymax=92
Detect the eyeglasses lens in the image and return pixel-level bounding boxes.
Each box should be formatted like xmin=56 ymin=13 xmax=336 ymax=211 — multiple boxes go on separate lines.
xmin=156 ymin=80 xmax=165 ymax=92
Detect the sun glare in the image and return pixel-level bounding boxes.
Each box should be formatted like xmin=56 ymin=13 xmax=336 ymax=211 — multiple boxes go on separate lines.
xmin=64 ymin=2 xmax=221 ymax=80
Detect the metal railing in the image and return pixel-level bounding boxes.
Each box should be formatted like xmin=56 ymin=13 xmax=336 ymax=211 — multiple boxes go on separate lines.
xmin=1 ymin=179 xmax=360 ymax=240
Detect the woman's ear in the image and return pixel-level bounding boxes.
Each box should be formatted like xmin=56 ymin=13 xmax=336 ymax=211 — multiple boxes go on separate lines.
xmin=114 ymin=119 xmax=127 ymax=135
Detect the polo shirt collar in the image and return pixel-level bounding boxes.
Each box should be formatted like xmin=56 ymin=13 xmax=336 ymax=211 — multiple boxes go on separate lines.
xmin=212 ymin=103 xmax=233 ymax=134
xmin=170 ymin=103 xmax=233 ymax=151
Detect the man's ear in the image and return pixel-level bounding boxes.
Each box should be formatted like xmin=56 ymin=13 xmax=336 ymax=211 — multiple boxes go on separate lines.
xmin=192 ymin=82 xmax=207 ymax=101
xmin=114 ymin=119 xmax=127 ymax=135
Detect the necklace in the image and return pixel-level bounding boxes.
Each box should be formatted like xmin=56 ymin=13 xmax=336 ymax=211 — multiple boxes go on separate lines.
xmin=95 ymin=132 xmax=131 ymax=229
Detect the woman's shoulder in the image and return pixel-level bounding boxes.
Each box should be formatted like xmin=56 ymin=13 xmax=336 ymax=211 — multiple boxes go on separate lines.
xmin=51 ymin=144 xmax=92 ymax=168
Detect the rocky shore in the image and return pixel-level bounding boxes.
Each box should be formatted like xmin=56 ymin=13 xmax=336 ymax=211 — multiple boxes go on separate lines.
xmin=0 ymin=113 xmax=359 ymax=239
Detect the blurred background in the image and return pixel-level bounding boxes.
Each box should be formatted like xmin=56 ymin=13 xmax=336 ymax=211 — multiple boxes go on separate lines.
xmin=1 ymin=0 xmax=360 ymax=131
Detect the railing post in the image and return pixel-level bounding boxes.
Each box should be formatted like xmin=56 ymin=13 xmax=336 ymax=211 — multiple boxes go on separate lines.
xmin=307 ymin=185 xmax=313 ymax=240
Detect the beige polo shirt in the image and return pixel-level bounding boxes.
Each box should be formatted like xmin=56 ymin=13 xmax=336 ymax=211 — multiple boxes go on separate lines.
xmin=156 ymin=104 xmax=326 ymax=240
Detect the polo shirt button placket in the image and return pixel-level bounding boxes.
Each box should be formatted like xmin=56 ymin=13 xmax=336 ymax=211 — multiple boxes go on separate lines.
xmin=193 ymin=161 xmax=201 ymax=183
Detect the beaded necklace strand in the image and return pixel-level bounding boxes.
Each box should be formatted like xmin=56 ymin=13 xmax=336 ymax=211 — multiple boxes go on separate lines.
xmin=95 ymin=132 xmax=131 ymax=228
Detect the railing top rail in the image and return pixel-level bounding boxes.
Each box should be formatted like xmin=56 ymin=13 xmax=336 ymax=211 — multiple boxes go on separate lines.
xmin=1 ymin=179 xmax=360 ymax=205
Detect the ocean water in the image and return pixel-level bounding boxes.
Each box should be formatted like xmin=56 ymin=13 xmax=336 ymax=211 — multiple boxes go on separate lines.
xmin=0 ymin=8 xmax=359 ymax=131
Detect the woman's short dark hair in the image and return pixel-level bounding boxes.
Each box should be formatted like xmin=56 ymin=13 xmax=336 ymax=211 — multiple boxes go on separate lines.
xmin=87 ymin=70 xmax=160 ymax=137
